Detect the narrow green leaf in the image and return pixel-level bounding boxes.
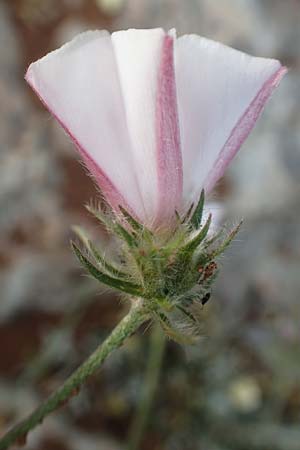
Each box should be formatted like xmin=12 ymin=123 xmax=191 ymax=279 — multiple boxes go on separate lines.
xmin=72 ymin=226 xmax=128 ymax=279
xmin=203 ymin=229 xmax=224 ymax=249
xmin=86 ymin=204 xmax=138 ymax=248
xmin=71 ymin=225 xmax=90 ymax=248
xmin=118 ymin=205 xmax=141 ymax=231
xmin=114 ymin=222 xmax=138 ymax=248
xmin=181 ymin=202 xmax=194 ymax=224
xmin=210 ymin=220 xmax=243 ymax=258
xmin=71 ymin=242 xmax=144 ymax=296
xmin=180 ymin=213 xmax=212 ymax=254
xmin=88 ymin=241 xmax=129 ymax=279
xmin=190 ymin=189 xmax=205 ymax=229
xmin=85 ymin=204 xmax=112 ymax=230
xmin=119 ymin=205 xmax=153 ymax=240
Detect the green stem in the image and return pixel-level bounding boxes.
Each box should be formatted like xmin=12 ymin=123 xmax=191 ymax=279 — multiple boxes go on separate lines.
xmin=127 ymin=324 xmax=166 ymax=450
xmin=0 ymin=301 xmax=148 ymax=450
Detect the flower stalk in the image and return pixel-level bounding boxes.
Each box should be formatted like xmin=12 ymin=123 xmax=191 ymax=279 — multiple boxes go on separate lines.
xmin=127 ymin=324 xmax=166 ymax=450
xmin=0 ymin=301 xmax=148 ymax=450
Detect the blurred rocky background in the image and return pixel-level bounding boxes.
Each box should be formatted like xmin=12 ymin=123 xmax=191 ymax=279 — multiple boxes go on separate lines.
xmin=0 ymin=1 xmax=299 ymax=449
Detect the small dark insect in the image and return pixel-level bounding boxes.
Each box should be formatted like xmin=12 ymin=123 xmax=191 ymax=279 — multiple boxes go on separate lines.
xmin=203 ymin=261 xmax=217 ymax=280
xmin=201 ymin=292 xmax=211 ymax=305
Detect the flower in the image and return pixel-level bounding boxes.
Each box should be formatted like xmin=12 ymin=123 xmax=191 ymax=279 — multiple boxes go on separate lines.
xmin=25 ymin=29 xmax=286 ymax=341
xmin=25 ymin=28 xmax=286 ymax=231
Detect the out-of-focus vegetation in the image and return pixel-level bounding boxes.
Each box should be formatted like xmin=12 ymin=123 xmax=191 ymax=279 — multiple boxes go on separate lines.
xmin=0 ymin=1 xmax=299 ymax=449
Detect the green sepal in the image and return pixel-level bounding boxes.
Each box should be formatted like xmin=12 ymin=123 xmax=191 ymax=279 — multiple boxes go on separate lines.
xmin=203 ymin=228 xmax=224 ymax=249
xmin=190 ymin=189 xmax=205 ymax=229
xmin=75 ymin=195 xmax=243 ymax=344
xmin=114 ymin=222 xmax=138 ymax=248
xmin=72 ymin=225 xmax=129 ymax=279
xmin=88 ymin=241 xmax=129 ymax=279
xmin=119 ymin=205 xmax=153 ymax=240
xmin=85 ymin=204 xmax=112 ymax=231
xmin=87 ymin=204 xmax=138 ymax=248
xmin=71 ymin=225 xmax=90 ymax=249
xmin=210 ymin=220 xmax=243 ymax=258
xmin=71 ymin=242 xmax=144 ymax=296
xmin=181 ymin=202 xmax=194 ymax=224
xmin=180 ymin=213 xmax=212 ymax=254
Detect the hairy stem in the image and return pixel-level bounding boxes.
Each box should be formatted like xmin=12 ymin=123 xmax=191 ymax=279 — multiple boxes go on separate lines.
xmin=127 ymin=323 xmax=166 ymax=450
xmin=0 ymin=301 xmax=148 ymax=450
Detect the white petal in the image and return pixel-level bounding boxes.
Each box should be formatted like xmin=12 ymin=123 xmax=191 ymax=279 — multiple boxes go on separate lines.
xmin=175 ymin=35 xmax=286 ymax=204
xmin=112 ymin=28 xmax=168 ymax=224
xmin=25 ymin=30 xmax=145 ymax=218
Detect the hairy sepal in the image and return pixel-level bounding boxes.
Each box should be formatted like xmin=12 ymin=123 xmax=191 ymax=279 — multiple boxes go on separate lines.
xmin=190 ymin=189 xmax=205 ymax=229
xmin=72 ymin=198 xmax=242 ymax=344
xmin=71 ymin=242 xmax=144 ymax=296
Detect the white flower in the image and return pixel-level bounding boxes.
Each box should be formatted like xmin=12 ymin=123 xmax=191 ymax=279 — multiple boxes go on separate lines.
xmin=26 ymin=28 xmax=286 ymax=230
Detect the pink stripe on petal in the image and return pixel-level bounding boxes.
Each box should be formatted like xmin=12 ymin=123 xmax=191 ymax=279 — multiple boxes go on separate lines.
xmin=204 ymin=65 xmax=287 ymax=193
xmin=75 ymin=146 xmax=131 ymax=213
xmin=155 ymin=35 xmax=183 ymax=226
xmin=25 ymin=69 xmax=130 ymax=214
